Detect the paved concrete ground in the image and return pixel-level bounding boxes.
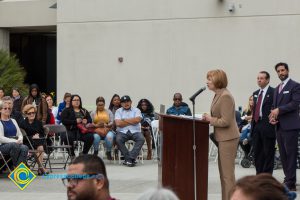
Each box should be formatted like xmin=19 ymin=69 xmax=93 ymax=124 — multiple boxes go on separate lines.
xmin=0 ymin=158 xmax=299 ymax=200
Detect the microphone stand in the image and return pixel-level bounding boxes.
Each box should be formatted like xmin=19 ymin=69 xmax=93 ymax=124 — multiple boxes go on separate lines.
xmin=190 ymin=98 xmax=197 ymax=200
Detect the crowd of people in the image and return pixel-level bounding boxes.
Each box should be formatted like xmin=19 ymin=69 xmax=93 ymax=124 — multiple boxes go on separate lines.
xmin=204 ymin=62 xmax=300 ymax=200
xmin=1 ymin=62 xmax=299 ymax=200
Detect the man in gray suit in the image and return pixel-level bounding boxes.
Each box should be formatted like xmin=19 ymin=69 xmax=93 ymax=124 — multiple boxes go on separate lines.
xmin=269 ymin=62 xmax=300 ymax=191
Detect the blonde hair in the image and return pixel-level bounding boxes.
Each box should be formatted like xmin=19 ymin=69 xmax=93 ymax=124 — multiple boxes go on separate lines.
xmin=22 ymin=104 xmax=37 ymax=115
xmin=206 ymin=69 xmax=228 ymax=89
xmin=244 ymin=95 xmax=253 ymax=114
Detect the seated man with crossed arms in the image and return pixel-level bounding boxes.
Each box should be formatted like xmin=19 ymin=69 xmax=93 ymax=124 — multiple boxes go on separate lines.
xmin=115 ymin=95 xmax=145 ymax=167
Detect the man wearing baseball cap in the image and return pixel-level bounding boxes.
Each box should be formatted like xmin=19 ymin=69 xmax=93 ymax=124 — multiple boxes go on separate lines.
xmin=115 ymin=95 xmax=145 ymax=167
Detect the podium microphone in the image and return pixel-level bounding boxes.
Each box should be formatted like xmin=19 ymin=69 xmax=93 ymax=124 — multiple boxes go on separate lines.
xmin=189 ymin=86 xmax=206 ymax=102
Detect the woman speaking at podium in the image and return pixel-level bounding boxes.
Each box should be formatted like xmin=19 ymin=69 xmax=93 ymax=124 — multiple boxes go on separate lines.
xmin=203 ymin=69 xmax=239 ymax=200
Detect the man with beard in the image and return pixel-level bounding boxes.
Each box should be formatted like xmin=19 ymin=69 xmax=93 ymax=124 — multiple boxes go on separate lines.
xmin=63 ymin=155 xmax=116 ymax=200
xmin=269 ymin=62 xmax=300 ymax=191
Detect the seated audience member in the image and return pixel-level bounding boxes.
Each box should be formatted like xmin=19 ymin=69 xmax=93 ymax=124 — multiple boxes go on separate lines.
xmin=91 ymin=97 xmax=115 ymax=159
xmin=22 ymin=104 xmax=49 ymax=175
xmin=0 ymin=87 xmax=4 ymax=100
xmin=2 ymin=96 xmax=24 ymax=126
xmin=115 ymin=95 xmax=145 ymax=167
xmin=137 ymin=187 xmax=179 ymax=200
xmin=11 ymin=87 xmax=23 ymax=113
xmin=56 ymin=92 xmax=71 ymax=124
xmin=239 ymin=95 xmax=253 ymax=157
xmin=108 ymin=94 xmax=121 ymax=116
xmin=63 ymin=154 xmax=116 ymax=200
xmin=21 ymin=84 xmax=48 ymax=125
xmin=46 ymin=94 xmax=58 ymax=124
xmin=61 ymin=95 xmax=94 ymax=158
xmin=230 ymin=173 xmax=297 ymax=200
xmin=239 ymin=95 xmax=254 ymax=128
xmin=166 ymin=93 xmax=192 ymax=116
xmin=137 ymin=98 xmax=155 ymax=160
xmin=0 ymin=100 xmax=28 ymax=168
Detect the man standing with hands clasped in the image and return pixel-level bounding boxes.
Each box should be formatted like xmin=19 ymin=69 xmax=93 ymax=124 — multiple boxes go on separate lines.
xmin=251 ymin=71 xmax=275 ymax=174
xmin=269 ymin=62 xmax=300 ymax=191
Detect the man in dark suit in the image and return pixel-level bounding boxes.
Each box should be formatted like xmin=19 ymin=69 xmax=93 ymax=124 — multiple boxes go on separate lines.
xmin=251 ymin=71 xmax=276 ymax=174
xmin=269 ymin=62 xmax=300 ymax=191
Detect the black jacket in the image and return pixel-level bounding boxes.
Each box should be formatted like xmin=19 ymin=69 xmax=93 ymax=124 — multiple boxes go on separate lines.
xmin=61 ymin=107 xmax=92 ymax=131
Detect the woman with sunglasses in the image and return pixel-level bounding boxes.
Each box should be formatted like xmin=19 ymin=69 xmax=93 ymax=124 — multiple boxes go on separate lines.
xmin=91 ymin=97 xmax=115 ymax=159
xmin=61 ymin=95 xmax=94 ymax=158
xmin=22 ymin=104 xmax=49 ymax=175
xmin=0 ymin=100 xmax=28 ymax=168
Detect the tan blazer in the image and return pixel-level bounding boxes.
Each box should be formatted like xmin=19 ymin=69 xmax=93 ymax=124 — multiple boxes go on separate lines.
xmin=210 ymin=88 xmax=239 ymax=142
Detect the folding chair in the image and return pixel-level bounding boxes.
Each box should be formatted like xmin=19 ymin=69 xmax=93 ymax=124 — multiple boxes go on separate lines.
xmin=0 ymin=151 xmax=12 ymax=173
xmin=43 ymin=124 xmax=72 ymax=172
xmin=118 ymin=140 xmax=144 ymax=164
xmin=151 ymin=120 xmax=159 ymax=160
xmin=20 ymin=128 xmax=45 ymax=171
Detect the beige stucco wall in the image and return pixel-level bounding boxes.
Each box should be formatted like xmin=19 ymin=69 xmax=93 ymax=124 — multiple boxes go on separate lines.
xmin=0 ymin=28 xmax=9 ymax=51
xmin=55 ymin=0 xmax=300 ymax=112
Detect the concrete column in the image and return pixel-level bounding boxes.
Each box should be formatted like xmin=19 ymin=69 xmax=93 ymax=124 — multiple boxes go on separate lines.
xmin=0 ymin=29 xmax=9 ymax=51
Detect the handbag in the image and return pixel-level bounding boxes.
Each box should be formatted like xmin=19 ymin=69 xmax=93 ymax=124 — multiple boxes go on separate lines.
xmin=94 ymin=127 xmax=109 ymax=137
xmin=77 ymin=123 xmax=95 ymax=134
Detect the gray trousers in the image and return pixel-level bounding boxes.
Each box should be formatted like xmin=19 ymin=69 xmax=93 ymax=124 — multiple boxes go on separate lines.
xmin=0 ymin=142 xmax=29 ymax=167
xmin=116 ymin=131 xmax=145 ymax=161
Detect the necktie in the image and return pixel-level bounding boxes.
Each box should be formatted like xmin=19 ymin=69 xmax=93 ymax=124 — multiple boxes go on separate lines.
xmin=278 ymin=82 xmax=284 ymax=93
xmin=254 ymin=90 xmax=263 ymax=122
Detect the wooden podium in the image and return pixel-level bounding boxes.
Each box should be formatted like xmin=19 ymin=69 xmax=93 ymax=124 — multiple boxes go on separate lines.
xmin=158 ymin=114 xmax=209 ymax=200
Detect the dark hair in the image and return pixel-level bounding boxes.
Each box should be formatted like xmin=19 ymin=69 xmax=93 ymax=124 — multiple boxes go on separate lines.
xmin=12 ymin=87 xmax=20 ymax=93
xmin=275 ymin=62 xmax=289 ymax=71
xmin=45 ymin=94 xmax=56 ymax=106
xmin=29 ymin=83 xmax=40 ymax=97
xmin=173 ymin=93 xmax=182 ymax=100
xmin=108 ymin=94 xmax=120 ymax=111
xmin=137 ymin=99 xmax=154 ymax=114
xmin=70 ymin=94 xmax=82 ymax=109
xmin=0 ymin=87 xmax=4 ymax=93
xmin=259 ymin=71 xmax=270 ymax=80
xmin=63 ymin=92 xmax=72 ymax=100
xmin=72 ymin=155 xmax=109 ymax=189
xmin=96 ymin=96 xmax=105 ymax=105
xmin=230 ymin=174 xmax=291 ymax=200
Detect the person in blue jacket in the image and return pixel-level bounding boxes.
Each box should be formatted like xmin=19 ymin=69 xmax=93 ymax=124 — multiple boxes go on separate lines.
xmin=166 ymin=93 xmax=192 ymax=116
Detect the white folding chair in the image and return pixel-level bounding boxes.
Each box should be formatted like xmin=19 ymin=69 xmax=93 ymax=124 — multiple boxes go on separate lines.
xmin=151 ymin=120 xmax=159 ymax=160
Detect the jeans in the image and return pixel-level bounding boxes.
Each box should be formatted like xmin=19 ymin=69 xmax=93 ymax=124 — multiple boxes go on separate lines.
xmin=93 ymin=131 xmax=115 ymax=152
xmin=116 ymin=131 xmax=145 ymax=161
xmin=0 ymin=142 xmax=29 ymax=167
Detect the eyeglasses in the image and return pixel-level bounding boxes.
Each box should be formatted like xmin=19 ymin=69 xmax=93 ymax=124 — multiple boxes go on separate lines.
xmin=173 ymin=98 xmax=182 ymax=101
xmin=61 ymin=174 xmax=104 ymax=187
xmin=26 ymin=112 xmax=36 ymax=115
xmin=72 ymin=99 xmax=80 ymax=102
xmin=2 ymin=107 xmax=11 ymax=111
xmin=97 ymin=104 xmax=105 ymax=106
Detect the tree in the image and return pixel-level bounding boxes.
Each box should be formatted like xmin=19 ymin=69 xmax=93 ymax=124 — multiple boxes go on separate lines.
xmin=0 ymin=50 xmax=28 ymax=96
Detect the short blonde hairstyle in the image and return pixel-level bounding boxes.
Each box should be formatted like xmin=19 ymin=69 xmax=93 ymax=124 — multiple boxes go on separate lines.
xmin=206 ymin=69 xmax=228 ymax=89
xmin=22 ymin=104 xmax=37 ymax=115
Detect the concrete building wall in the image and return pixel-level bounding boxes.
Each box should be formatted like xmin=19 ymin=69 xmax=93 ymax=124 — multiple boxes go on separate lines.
xmin=0 ymin=28 xmax=9 ymax=51
xmin=59 ymin=0 xmax=300 ymax=111
xmin=0 ymin=0 xmax=56 ymax=27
